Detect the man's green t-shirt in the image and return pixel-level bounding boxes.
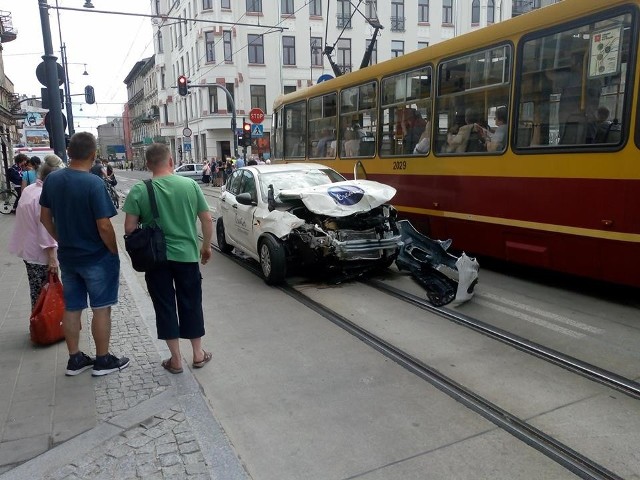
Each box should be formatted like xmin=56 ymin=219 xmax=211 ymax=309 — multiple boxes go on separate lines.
xmin=122 ymin=175 xmax=209 ymax=262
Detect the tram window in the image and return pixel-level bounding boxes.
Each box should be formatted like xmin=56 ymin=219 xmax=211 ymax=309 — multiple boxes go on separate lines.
xmin=516 ymin=12 xmax=632 ymax=150
xmin=380 ymin=66 xmax=432 ymax=157
xmin=436 ymin=45 xmax=511 ymax=155
xmin=339 ymin=82 xmax=378 ymax=158
xmin=309 ymin=93 xmax=338 ymax=158
xmin=283 ymin=101 xmax=306 ymax=158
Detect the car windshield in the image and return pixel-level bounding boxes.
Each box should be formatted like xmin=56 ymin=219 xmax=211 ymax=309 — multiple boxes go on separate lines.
xmin=259 ymin=168 xmax=345 ymax=203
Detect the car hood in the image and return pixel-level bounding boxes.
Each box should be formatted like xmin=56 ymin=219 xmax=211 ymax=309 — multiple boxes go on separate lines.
xmin=277 ymin=180 xmax=396 ymax=217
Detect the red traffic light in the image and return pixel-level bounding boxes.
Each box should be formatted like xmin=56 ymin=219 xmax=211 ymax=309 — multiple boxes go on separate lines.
xmin=243 ymin=122 xmax=251 ymax=133
xmin=177 ymin=75 xmax=188 ymax=96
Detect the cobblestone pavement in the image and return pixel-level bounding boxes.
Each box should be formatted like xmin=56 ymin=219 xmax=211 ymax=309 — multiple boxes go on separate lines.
xmin=0 ymin=212 xmax=248 ymax=480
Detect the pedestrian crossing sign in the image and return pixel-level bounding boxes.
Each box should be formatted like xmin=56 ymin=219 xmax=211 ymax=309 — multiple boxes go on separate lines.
xmin=251 ymin=124 xmax=264 ymax=137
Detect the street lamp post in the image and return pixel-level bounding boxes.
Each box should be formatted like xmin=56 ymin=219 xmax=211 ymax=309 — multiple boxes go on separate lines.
xmin=38 ymin=0 xmax=67 ymax=162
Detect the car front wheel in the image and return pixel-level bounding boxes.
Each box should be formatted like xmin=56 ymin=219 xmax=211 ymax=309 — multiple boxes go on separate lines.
xmin=259 ymin=235 xmax=286 ymax=285
xmin=216 ymin=218 xmax=234 ymax=254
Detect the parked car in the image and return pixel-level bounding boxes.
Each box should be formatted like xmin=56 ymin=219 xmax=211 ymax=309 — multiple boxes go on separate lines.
xmin=174 ymin=163 xmax=204 ymax=180
xmin=216 ymin=163 xmax=402 ymax=284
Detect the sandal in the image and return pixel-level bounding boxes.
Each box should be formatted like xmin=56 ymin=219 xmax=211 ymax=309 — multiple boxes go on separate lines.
xmin=192 ymin=351 xmax=212 ymax=369
xmin=161 ymin=359 xmax=183 ymax=374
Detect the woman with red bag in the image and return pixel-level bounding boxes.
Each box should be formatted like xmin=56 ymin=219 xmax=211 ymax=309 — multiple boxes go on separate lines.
xmin=8 ymin=155 xmax=63 ymax=307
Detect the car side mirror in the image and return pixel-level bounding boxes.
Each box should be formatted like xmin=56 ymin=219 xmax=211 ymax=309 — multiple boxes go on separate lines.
xmin=354 ymin=160 xmax=367 ymax=180
xmin=236 ymin=192 xmax=255 ymax=206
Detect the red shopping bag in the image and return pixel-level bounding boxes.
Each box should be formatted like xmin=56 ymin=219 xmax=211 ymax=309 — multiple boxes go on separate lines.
xmin=30 ymin=272 xmax=65 ymax=346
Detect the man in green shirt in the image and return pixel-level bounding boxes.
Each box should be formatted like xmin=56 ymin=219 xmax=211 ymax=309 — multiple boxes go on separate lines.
xmin=123 ymin=143 xmax=213 ymax=374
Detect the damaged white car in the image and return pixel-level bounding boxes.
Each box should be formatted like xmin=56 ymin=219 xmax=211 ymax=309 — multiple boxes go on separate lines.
xmin=216 ymin=163 xmax=402 ymax=284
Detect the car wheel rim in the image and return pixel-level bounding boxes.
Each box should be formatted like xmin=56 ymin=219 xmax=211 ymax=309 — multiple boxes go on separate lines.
xmin=261 ymin=245 xmax=271 ymax=276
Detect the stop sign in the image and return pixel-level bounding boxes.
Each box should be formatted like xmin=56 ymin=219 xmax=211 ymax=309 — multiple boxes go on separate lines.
xmin=249 ymin=107 xmax=265 ymax=124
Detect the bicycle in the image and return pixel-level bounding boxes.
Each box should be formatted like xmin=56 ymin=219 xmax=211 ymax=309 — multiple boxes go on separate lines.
xmin=103 ymin=178 xmax=119 ymax=210
xmin=0 ymin=185 xmax=18 ymax=215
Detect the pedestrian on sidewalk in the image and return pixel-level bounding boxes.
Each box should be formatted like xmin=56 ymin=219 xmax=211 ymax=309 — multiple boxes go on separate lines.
xmin=8 ymin=153 xmax=28 ymax=213
xmin=123 ymin=143 xmax=213 ymax=374
xmin=8 ymin=154 xmax=63 ymax=308
xmin=40 ymin=132 xmax=130 ymax=377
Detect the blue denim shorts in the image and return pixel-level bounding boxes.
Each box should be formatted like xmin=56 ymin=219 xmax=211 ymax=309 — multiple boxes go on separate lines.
xmin=61 ymin=252 xmax=120 ymax=311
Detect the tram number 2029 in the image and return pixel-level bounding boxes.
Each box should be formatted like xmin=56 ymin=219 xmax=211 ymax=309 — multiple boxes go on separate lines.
xmin=392 ymin=160 xmax=407 ymax=170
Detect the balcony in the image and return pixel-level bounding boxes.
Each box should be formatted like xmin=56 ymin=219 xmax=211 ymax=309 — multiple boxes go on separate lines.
xmin=0 ymin=11 xmax=17 ymax=43
xmin=390 ymin=16 xmax=405 ymax=32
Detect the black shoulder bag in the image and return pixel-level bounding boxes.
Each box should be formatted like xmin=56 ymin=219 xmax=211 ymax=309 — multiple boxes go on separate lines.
xmin=124 ymin=179 xmax=167 ymax=272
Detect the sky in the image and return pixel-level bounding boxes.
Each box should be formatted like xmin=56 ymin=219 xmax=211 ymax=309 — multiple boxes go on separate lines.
xmin=1 ymin=0 xmax=154 ymax=134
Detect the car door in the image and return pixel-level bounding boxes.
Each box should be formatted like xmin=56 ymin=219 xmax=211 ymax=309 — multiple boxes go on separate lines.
xmin=219 ymin=170 xmax=241 ymax=245
xmin=232 ymin=170 xmax=259 ymax=253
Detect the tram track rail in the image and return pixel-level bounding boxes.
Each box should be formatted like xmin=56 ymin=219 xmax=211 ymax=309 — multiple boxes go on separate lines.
xmin=209 ymin=242 xmax=628 ymax=479
xmin=363 ymin=278 xmax=640 ymax=401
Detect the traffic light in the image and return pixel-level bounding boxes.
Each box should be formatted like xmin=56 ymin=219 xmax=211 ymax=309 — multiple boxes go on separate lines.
xmin=177 ymin=75 xmax=188 ymax=96
xmin=242 ymin=121 xmax=252 ymax=147
xmin=84 ymin=85 xmax=95 ymax=104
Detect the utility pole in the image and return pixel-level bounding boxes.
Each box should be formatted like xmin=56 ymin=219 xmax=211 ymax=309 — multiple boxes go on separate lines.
xmin=38 ymin=0 xmax=68 ymax=163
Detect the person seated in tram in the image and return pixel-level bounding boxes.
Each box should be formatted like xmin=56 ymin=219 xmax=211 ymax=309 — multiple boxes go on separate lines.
xmin=400 ymin=108 xmax=426 ymax=154
xmin=445 ymin=108 xmax=485 ymax=153
xmin=593 ymin=106 xmax=613 ymax=143
xmin=315 ymin=129 xmax=335 ymax=157
xmin=481 ymin=106 xmax=508 ymax=152
xmin=343 ymin=128 xmax=360 ymax=157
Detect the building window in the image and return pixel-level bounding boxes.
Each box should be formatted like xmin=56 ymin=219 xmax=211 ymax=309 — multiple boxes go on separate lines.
xmin=251 ymin=85 xmax=267 ymax=113
xmin=157 ymin=30 xmax=163 ymax=53
xmin=284 ymin=86 xmax=296 ymax=94
xmin=223 ymin=30 xmax=233 ymax=61
xmin=282 ymin=0 xmax=294 ymax=14
xmin=283 ymin=36 xmax=296 ymax=66
xmin=365 ymin=38 xmax=377 ymax=65
xmin=225 ymin=83 xmax=234 ymax=111
xmin=155 ymin=0 xmax=161 ymax=14
xmin=160 ymin=66 xmax=165 ymax=89
xmin=442 ymin=0 xmax=452 ymax=24
xmin=208 ymin=86 xmax=219 ymax=113
xmin=309 ymin=0 xmax=322 ymax=16
xmin=365 ymin=0 xmax=377 ymax=20
xmin=336 ymin=38 xmax=351 ymax=73
xmin=418 ymin=0 xmax=429 ymax=22
xmin=246 ymin=0 xmax=262 ymax=13
xmin=418 ymin=41 xmax=429 ymax=49
xmin=311 ymin=36 xmax=323 ymax=67
xmin=391 ymin=0 xmax=405 ymax=32
xmin=203 ymin=0 xmax=212 ymax=9
xmin=248 ymin=34 xmax=264 ymax=64
xmin=487 ymin=0 xmax=495 ymax=23
xmin=472 ymin=0 xmax=480 ymax=23
xmin=391 ymin=40 xmax=404 ymax=58
xmin=337 ymin=0 xmax=351 ymax=28
xmin=205 ymin=31 xmax=215 ymax=62
xmin=221 ymin=0 xmax=230 ymax=8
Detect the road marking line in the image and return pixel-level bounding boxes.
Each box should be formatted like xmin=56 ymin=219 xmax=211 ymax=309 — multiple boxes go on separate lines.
xmin=479 ymin=292 xmax=603 ymax=334
xmin=474 ymin=298 xmax=585 ymax=339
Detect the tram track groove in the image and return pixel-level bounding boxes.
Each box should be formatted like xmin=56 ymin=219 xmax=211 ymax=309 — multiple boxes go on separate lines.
xmin=208 ymin=242 xmax=626 ymax=479
xmin=278 ymin=284 xmax=623 ymax=480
